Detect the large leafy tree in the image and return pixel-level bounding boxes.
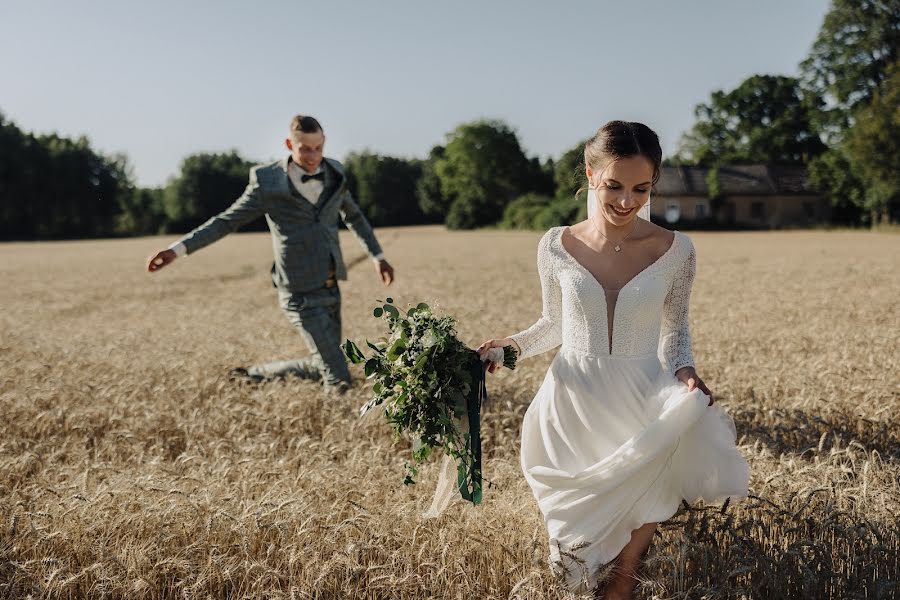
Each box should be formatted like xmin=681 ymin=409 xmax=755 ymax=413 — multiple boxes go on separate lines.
xmin=553 ymin=140 xmax=589 ymax=201
xmin=807 ymin=149 xmax=865 ymax=225
xmin=343 ymin=151 xmax=425 ymax=226
xmin=528 ymin=156 xmax=556 ymax=199
xmin=162 ymin=151 xmax=262 ymax=233
xmin=799 ymin=0 xmax=899 ymax=224
xmin=426 ymin=120 xmax=535 ymax=229
xmin=800 ymin=0 xmax=899 ymax=134
xmin=843 ymin=61 xmax=900 ymax=222
xmin=676 ymin=75 xmax=825 ymax=166
xmin=415 ymin=145 xmax=449 ymax=222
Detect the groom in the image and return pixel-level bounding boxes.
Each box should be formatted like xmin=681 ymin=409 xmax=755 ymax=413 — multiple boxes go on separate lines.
xmin=147 ymin=115 xmax=395 ymax=394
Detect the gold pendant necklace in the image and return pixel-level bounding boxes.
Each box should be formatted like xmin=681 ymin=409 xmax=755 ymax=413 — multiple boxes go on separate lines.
xmin=590 ymin=216 xmax=639 ymax=252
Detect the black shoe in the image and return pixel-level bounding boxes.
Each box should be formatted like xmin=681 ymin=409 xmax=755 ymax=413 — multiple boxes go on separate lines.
xmin=324 ymin=380 xmax=352 ymax=396
xmin=228 ymin=367 xmax=265 ymax=384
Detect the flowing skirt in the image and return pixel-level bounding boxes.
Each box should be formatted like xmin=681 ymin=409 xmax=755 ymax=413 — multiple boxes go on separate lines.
xmin=521 ymin=347 xmax=750 ymax=593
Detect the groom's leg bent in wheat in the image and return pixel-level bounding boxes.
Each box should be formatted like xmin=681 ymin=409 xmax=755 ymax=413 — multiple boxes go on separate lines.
xmin=300 ymin=291 xmax=351 ymax=386
xmin=247 ymin=357 xmax=322 ymax=381
xmin=248 ymin=287 xmax=350 ymax=385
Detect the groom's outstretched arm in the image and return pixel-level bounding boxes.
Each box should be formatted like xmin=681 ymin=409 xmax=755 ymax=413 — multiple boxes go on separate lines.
xmin=177 ymin=167 xmax=266 ymax=255
xmin=147 ymin=167 xmax=266 ymax=272
xmin=339 ymin=189 xmax=394 ymax=286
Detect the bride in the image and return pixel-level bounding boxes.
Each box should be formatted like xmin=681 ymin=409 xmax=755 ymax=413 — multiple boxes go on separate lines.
xmin=477 ymin=121 xmax=749 ymax=598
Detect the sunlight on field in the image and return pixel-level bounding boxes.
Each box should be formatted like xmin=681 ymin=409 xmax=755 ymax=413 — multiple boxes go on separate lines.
xmin=1 ymin=226 xmax=898 ymax=599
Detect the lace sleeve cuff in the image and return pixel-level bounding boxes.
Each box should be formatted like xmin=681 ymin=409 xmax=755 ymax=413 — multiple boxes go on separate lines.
xmin=510 ymin=317 xmax=562 ymax=361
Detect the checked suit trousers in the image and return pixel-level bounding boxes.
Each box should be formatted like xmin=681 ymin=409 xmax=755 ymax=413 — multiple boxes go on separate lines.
xmin=248 ymin=285 xmax=351 ymax=387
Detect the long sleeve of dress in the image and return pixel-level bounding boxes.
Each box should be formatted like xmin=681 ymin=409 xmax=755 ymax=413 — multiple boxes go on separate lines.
xmin=659 ymin=239 xmax=696 ymax=373
xmin=509 ymin=231 xmax=563 ymax=360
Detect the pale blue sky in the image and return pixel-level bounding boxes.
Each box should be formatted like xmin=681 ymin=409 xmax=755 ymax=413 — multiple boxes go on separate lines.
xmin=1 ymin=1 xmax=830 ymax=187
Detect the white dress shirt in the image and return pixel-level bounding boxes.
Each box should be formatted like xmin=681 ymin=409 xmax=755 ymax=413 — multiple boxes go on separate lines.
xmin=169 ymin=160 xmax=386 ymax=263
xmin=287 ymin=160 xmax=326 ymax=205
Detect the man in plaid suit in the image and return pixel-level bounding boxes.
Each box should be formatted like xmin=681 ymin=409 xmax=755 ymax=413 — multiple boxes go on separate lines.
xmin=147 ymin=115 xmax=394 ymax=394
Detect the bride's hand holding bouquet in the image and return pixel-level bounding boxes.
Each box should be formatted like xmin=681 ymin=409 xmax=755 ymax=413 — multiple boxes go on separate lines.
xmin=476 ymin=338 xmax=520 ymax=374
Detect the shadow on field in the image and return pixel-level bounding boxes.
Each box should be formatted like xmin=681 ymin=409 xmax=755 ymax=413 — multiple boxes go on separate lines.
xmin=0 ymin=539 xmax=47 ymax=599
xmin=643 ymin=493 xmax=899 ymax=599
xmin=730 ymin=404 xmax=900 ymax=460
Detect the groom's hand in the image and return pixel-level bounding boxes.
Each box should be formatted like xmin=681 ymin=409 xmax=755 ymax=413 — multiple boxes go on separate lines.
xmin=147 ymin=249 xmax=177 ymax=273
xmin=375 ymin=259 xmax=395 ymax=286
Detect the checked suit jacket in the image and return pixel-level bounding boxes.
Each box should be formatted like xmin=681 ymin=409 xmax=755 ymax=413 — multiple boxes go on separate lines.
xmin=177 ymin=156 xmax=383 ymax=294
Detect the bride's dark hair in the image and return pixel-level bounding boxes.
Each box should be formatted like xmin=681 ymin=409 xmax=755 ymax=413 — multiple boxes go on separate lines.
xmin=583 ymin=120 xmax=663 ymax=186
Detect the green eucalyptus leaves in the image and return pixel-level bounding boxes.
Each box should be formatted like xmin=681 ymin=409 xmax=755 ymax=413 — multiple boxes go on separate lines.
xmin=343 ymin=299 xmax=517 ymax=505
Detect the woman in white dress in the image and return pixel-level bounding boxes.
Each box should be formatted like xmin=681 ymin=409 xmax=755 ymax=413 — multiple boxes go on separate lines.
xmin=477 ymin=121 xmax=749 ymax=598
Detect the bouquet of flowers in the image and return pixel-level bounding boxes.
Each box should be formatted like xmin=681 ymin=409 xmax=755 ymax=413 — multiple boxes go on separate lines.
xmin=343 ymin=298 xmax=517 ymax=505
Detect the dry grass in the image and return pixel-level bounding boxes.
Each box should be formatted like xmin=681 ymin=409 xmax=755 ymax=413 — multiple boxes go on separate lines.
xmin=1 ymin=226 xmax=898 ymax=599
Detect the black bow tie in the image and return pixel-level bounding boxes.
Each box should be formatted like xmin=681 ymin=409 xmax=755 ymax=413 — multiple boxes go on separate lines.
xmin=301 ymin=171 xmax=325 ymax=183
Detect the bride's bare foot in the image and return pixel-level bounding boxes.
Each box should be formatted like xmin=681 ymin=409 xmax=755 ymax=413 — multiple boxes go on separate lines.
xmin=595 ymin=522 xmax=657 ymax=599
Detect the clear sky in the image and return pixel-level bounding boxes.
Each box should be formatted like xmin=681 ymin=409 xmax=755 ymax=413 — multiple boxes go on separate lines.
xmin=2 ymin=0 xmax=830 ymax=187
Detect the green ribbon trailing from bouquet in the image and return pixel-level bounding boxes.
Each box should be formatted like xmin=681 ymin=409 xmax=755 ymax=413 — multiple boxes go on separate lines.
xmin=456 ymin=346 xmax=517 ymax=505
xmin=456 ymin=356 xmax=487 ymax=505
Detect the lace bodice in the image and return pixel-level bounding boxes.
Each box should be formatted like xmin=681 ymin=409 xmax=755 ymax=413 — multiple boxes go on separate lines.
xmin=509 ymin=226 xmax=696 ymax=373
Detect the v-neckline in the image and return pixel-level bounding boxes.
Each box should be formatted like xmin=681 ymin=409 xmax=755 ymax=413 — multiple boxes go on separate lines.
xmin=558 ymin=226 xmax=678 ymax=294
xmin=557 ymin=225 xmax=679 ymax=355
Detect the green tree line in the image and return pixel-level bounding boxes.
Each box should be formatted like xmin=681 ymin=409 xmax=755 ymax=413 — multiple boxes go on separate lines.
xmin=1 ymin=0 xmax=896 ymax=239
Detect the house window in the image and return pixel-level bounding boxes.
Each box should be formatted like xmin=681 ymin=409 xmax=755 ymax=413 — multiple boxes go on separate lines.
xmin=695 ymin=203 xmax=707 ymax=219
xmin=751 ymin=202 xmax=765 ymax=220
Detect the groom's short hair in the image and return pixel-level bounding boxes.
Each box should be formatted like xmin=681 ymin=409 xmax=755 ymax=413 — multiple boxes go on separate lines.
xmin=290 ymin=115 xmax=323 ymax=140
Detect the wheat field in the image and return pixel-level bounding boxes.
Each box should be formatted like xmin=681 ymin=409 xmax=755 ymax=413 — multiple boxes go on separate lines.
xmin=1 ymin=226 xmax=898 ymax=599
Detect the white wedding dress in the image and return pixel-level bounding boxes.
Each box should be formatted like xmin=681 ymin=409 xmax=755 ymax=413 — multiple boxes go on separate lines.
xmin=509 ymin=226 xmax=749 ymax=593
